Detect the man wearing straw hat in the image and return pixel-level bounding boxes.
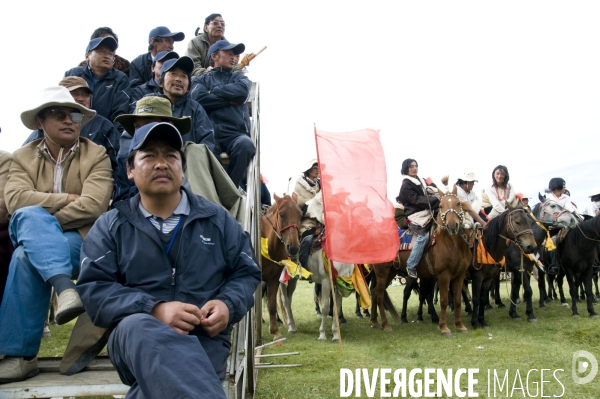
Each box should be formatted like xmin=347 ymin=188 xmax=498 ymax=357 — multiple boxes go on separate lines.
xmin=0 ymin=86 xmax=113 ymax=383
xmin=583 ymin=187 xmax=600 ymax=220
xmin=455 ymin=172 xmax=488 ymax=228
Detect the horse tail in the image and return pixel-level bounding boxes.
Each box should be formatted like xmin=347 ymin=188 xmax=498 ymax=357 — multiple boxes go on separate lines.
xmin=412 ymin=280 xmax=420 ymax=296
xmin=383 ymin=291 xmax=401 ymax=320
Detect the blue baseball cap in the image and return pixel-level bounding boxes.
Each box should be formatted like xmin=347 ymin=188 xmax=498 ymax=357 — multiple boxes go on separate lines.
xmin=129 ymin=122 xmax=184 ymax=152
xmin=86 ymin=37 xmax=118 ymax=53
xmin=148 ymin=26 xmax=185 ymax=43
xmin=160 ymin=56 xmax=194 ymax=78
xmin=153 ymin=51 xmax=180 ymax=63
xmin=208 ymin=40 xmax=245 ymax=58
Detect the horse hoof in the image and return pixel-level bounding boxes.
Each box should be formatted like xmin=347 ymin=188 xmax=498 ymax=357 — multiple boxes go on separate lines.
xmin=457 ymin=328 xmax=468 ymax=334
xmin=288 ymin=329 xmax=297 ymax=334
xmin=332 ymin=338 xmax=339 ymax=342
xmin=355 ymin=313 xmax=363 ymax=319
xmin=590 ymin=314 xmax=599 ymax=319
xmin=483 ymin=324 xmax=491 ymax=329
xmin=441 ymin=331 xmax=453 ymax=337
xmin=384 ymin=327 xmax=393 ymax=333
xmin=561 ymin=303 xmax=569 ymax=307
xmin=512 ymin=317 xmax=522 ymax=322
xmin=339 ymin=317 xmax=347 ymax=324
xmin=318 ymin=336 xmax=326 ymax=341
xmin=528 ymin=318 xmax=538 ymax=323
xmin=273 ymin=334 xmax=283 ymax=341
xmin=401 ymin=319 xmax=408 ymax=324
xmin=572 ymin=315 xmax=580 ymax=319
xmin=316 ymin=311 xmax=322 ymax=316
xmin=371 ymin=324 xmax=382 ymax=330
xmin=497 ymin=303 xmax=506 ymax=309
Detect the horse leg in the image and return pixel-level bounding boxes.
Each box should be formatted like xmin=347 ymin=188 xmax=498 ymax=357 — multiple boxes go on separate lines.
xmin=401 ymin=279 xmax=412 ymax=324
xmin=266 ymin=280 xmax=282 ymax=339
xmin=452 ymin=276 xmax=468 ymax=333
xmin=280 ymin=278 xmax=298 ymax=333
xmin=437 ymin=273 xmax=451 ymax=336
xmin=594 ymin=272 xmax=600 ymax=299
xmin=332 ymin=287 xmax=344 ymax=341
xmin=494 ymin=272 xmax=506 ymax=308
xmin=355 ymin=290 xmax=362 ymax=318
xmin=564 ymin=269 xmax=580 ymax=317
xmin=433 ymin=281 xmax=439 ymax=305
xmin=470 ymin=270 xmax=483 ymax=329
xmin=462 ymin=281 xmax=473 ymax=315
xmin=509 ymin=272 xmax=522 ymax=321
xmin=522 ymin=272 xmax=536 ymax=322
xmin=537 ymin=266 xmax=547 ymax=308
xmin=318 ymin=277 xmax=330 ymax=340
xmin=314 ymin=283 xmax=322 ymax=316
xmin=582 ymin=268 xmax=598 ymax=317
xmin=369 ymin=265 xmax=387 ymax=330
xmin=558 ymin=273 xmax=568 ymax=306
xmin=427 ymin=280 xmax=439 ymax=323
xmin=379 ymin=268 xmax=395 ymax=332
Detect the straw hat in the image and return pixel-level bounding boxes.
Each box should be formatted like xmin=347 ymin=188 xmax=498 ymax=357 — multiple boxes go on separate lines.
xmin=20 ymin=86 xmax=96 ymax=130
xmin=303 ymin=159 xmax=318 ymax=173
xmin=461 ymin=172 xmax=478 ymax=182
xmin=589 ymin=187 xmax=600 ymax=197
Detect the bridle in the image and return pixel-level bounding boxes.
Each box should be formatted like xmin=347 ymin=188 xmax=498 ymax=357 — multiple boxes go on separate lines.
xmin=501 ymin=208 xmax=534 ymax=242
xmin=438 ymin=193 xmax=465 ymax=228
xmin=264 ymin=198 xmax=300 ymax=245
xmin=539 ymin=199 xmax=569 ymax=225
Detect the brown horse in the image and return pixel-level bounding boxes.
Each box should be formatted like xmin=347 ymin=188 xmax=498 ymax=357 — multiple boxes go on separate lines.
xmin=260 ymin=193 xmax=302 ymax=340
xmin=371 ymin=191 xmax=475 ymax=336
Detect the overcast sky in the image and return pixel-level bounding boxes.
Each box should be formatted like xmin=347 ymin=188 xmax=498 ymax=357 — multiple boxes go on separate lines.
xmin=1 ymin=1 xmax=599 ymax=209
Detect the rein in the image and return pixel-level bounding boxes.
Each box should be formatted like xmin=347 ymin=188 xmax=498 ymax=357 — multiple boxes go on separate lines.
xmin=436 ymin=193 xmax=475 ymax=245
xmin=576 ymin=223 xmax=600 ymax=243
xmin=539 ymin=199 xmax=569 ymax=225
xmin=498 ymin=208 xmax=534 ymax=245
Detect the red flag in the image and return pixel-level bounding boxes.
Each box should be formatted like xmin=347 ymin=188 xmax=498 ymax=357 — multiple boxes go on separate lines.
xmin=315 ymin=127 xmax=399 ymax=263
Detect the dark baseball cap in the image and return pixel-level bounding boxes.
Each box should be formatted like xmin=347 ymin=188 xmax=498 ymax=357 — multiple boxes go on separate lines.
xmin=86 ymin=36 xmax=118 ymax=53
xmin=208 ymin=40 xmax=245 ymax=58
xmin=160 ymin=56 xmax=194 ymax=78
xmin=153 ymin=51 xmax=180 ymax=63
xmin=130 ymin=122 xmax=184 ymax=152
xmin=148 ymin=26 xmax=185 ymax=43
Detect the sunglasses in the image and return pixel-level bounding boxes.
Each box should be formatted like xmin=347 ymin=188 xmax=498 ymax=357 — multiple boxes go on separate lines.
xmin=46 ymin=109 xmax=84 ymax=123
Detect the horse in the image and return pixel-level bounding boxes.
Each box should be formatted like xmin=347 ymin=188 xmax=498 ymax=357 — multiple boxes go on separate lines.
xmin=260 ymin=193 xmax=303 ymax=340
xmin=468 ymin=204 xmax=537 ymax=328
xmin=371 ymin=190 xmax=475 ymax=336
xmin=504 ymin=195 xmax=577 ymax=322
xmin=557 ymin=215 xmax=600 ymax=318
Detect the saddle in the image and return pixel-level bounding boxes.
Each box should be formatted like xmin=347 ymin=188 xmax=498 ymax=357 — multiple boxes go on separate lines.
xmin=397 ymin=228 xmax=436 ymax=252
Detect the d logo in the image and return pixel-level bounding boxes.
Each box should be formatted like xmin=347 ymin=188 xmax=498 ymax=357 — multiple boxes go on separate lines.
xmin=572 ymin=350 xmax=598 ymax=385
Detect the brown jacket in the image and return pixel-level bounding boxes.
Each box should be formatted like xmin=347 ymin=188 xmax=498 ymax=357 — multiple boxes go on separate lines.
xmin=0 ymin=150 xmax=12 ymax=226
xmin=186 ymin=32 xmax=226 ymax=76
xmin=5 ymin=138 xmax=113 ymax=238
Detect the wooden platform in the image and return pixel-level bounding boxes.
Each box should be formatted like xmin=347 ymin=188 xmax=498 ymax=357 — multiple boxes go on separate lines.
xmin=0 ymin=357 xmax=129 ymax=398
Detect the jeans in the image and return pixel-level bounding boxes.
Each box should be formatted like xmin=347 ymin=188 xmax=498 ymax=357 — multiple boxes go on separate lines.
xmin=406 ymin=232 xmax=430 ymax=271
xmin=0 ymin=206 xmax=81 ymax=356
xmin=108 ymin=314 xmax=227 ymax=399
xmin=218 ymin=134 xmax=256 ymax=187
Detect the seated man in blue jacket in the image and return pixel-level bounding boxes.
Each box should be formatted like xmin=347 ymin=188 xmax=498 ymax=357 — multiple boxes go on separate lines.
xmin=23 ymin=77 xmax=120 ymax=172
xmin=191 ymin=40 xmax=256 ymax=187
xmin=129 ymin=26 xmax=184 ymax=89
xmin=129 ymin=51 xmax=179 ymax=105
xmin=76 ymin=122 xmax=261 ymax=398
xmin=65 ymin=36 xmax=130 ymax=132
xmin=157 ymin=56 xmax=217 ymax=156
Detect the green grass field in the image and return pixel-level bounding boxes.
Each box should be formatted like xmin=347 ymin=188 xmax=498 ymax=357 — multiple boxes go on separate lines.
xmin=40 ymin=279 xmax=600 ymax=398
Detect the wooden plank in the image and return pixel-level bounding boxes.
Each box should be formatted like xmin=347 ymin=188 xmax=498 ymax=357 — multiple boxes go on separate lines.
xmin=36 ymin=356 xmax=116 ymax=373
xmin=0 ymin=370 xmax=129 ymax=398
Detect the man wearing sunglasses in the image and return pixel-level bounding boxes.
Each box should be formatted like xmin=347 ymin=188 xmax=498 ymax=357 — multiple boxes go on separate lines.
xmin=0 ymin=86 xmax=113 ymax=384
xmin=130 ymin=26 xmax=185 ymax=89
xmin=65 ymin=36 xmax=130 ymax=133
xmin=186 ymin=13 xmax=227 ymax=76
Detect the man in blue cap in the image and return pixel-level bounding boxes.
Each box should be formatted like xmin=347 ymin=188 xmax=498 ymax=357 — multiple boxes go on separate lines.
xmin=129 ymin=51 xmax=179 ymax=105
xmin=77 ymin=122 xmax=260 ymax=398
xmin=130 ymin=27 xmax=185 ymax=89
xmin=65 ymin=37 xmax=130 ymax=132
xmin=191 ymin=40 xmax=255 ymax=187
xmin=157 ymin=56 xmax=217 ymax=156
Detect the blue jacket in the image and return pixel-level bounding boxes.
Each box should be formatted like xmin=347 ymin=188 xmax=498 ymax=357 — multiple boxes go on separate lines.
xmin=164 ymin=93 xmax=217 ymax=155
xmin=129 ymin=78 xmax=159 ymax=107
xmin=129 ymin=52 xmax=153 ymax=88
xmin=23 ymin=114 xmax=120 ymax=171
xmin=64 ymin=66 xmax=131 ymax=131
xmin=190 ymin=68 xmax=252 ymax=143
xmin=76 ymin=187 xmax=261 ymax=351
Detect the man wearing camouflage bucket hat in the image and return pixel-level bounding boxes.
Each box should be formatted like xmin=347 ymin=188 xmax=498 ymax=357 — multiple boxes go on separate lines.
xmin=113 ymin=96 xmax=192 ymax=202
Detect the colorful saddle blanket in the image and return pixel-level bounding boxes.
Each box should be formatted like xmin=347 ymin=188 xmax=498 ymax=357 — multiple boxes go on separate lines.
xmin=398 ymin=229 xmax=436 ymax=251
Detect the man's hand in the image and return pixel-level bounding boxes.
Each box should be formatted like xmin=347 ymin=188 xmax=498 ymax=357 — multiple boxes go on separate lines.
xmin=441 ymin=175 xmax=449 ymax=186
xmin=151 ymin=301 xmax=204 ymax=335
xmin=199 ymin=300 xmax=230 ymax=338
xmin=66 ymin=194 xmax=80 ymax=204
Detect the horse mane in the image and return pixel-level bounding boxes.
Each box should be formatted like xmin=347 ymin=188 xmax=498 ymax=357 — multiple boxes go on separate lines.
xmin=531 ymin=202 xmax=541 ymax=218
xmin=482 ymin=211 xmax=508 ymax=262
xmin=571 ymin=215 xmax=600 ymax=242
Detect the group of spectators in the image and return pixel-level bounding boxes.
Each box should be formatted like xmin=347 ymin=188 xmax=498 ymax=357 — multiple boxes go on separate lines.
xmin=0 ymin=14 xmax=263 ymax=398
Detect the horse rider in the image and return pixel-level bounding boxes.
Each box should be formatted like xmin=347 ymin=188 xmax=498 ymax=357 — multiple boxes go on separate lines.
xmin=518 ymin=193 xmax=532 ymax=212
xmin=455 ymin=172 xmax=488 ymax=229
xmin=296 ymin=159 xmax=321 ymax=267
xmin=481 ymin=165 xmax=519 ymax=220
xmin=397 ymin=158 xmax=441 ymax=279
xmin=582 ymin=187 xmax=600 ymax=221
xmin=545 ymin=177 xmax=579 ymax=275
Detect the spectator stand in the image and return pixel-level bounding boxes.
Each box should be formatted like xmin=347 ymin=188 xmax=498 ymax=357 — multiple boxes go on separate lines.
xmin=0 ymin=82 xmax=263 ymax=399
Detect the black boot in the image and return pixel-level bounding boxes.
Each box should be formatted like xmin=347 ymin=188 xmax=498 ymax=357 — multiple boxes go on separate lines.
xmin=548 ymin=250 xmax=560 ymax=276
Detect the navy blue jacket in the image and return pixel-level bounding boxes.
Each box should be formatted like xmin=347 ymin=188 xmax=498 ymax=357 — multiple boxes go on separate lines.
xmin=129 ymin=78 xmax=159 ymax=106
xmin=64 ymin=66 xmax=131 ymax=131
xmin=190 ymin=68 xmax=252 ymax=142
xmin=164 ymin=94 xmax=217 ymax=155
xmin=76 ymin=187 xmax=261 ymax=351
xmin=129 ymin=52 xmax=153 ymax=88
xmin=23 ymin=114 xmax=120 ymax=171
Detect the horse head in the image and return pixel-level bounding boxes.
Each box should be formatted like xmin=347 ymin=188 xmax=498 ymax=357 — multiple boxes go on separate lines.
xmin=437 ymin=193 xmax=463 ymax=236
xmin=532 ymin=194 xmax=578 ymax=229
xmin=502 ymin=204 xmax=537 ymax=254
xmin=271 ymin=193 xmax=302 ymax=257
